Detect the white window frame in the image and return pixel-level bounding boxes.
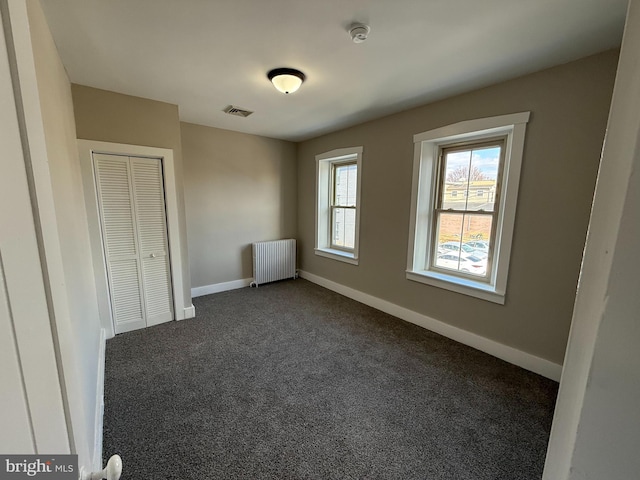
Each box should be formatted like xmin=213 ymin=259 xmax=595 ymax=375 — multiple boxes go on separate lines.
xmin=406 ymin=112 xmax=530 ymax=304
xmin=315 ymin=146 xmax=363 ymax=265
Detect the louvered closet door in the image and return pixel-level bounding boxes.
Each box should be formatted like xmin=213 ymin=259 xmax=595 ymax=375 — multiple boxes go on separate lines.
xmin=94 ymin=154 xmax=146 ymax=333
xmin=130 ymin=157 xmax=173 ymax=326
xmin=94 ymin=154 xmax=173 ymax=334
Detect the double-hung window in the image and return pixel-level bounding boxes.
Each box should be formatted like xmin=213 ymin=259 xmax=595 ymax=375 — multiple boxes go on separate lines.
xmin=432 ymin=139 xmax=505 ymax=279
xmin=331 ymin=161 xmax=358 ymax=250
xmin=316 ymin=147 xmax=363 ymax=265
xmin=407 ymin=113 xmax=529 ymax=303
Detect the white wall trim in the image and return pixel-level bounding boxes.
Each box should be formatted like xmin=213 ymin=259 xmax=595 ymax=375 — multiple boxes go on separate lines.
xmin=4 ymin=0 xmax=84 ymax=456
xmin=299 ymin=270 xmax=562 ymax=381
xmin=407 ymin=112 xmax=529 ymax=303
xmin=92 ymin=328 xmax=106 ymax=471
xmin=183 ymin=305 xmax=196 ymax=319
xmin=314 ymin=248 xmax=359 ymax=265
xmin=191 ymin=278 xmax=253 ymax=298
xmin=0 ymin=0 xmax=67 ymax=452
xmin=413 ymin=111 xmax=531 ymax=143
xmin=315 ymin=146 xmax=363 ymax=264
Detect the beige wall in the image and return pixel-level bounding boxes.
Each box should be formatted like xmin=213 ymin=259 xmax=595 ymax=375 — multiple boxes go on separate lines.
xmin=26 ymin=0 xmax=101 ymax=466
xmin=297 ymin=50 xmax=619 ymax=365
xmin=71 ymin=84 xmax=192 ymax=307
xmin=181 ymin=122 xmax=297 ymax=288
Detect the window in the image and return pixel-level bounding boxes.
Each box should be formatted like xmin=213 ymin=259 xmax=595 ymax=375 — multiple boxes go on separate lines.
xmin=407 ymin=112 xmax=529 ymax=304
xmin=316 ymin=147 xmax=363 ymax=264
xmin=432 ymin=139 xmax=504 ymax=280
xmin=331 ymin=162 xmax=357 ymax=250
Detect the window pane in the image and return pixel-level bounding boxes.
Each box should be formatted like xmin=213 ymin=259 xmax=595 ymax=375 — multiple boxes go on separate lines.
xmin=468 ymin=146 xmax=500 ymax=212
xmin=433 ymin=212 xmax=492 ymax=277
xmin=334 ymin=163 xmax=357 ymax=206
xmin=440 ymin=145 xmax=501 ymax=212
xmin=332 ymin=207 xmax=356 ymax=249
xmin=441 ymin=150 xmax=471 ymax=210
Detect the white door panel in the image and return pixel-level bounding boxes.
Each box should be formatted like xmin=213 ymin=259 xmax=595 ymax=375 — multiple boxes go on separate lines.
xmin=108 ymin=258 xmax=146 ymax=332
xmin=130 ymin=158 xmax=173 ymax=326
xmin=142 ymin=255 xmax=174 ymax=326
xmin=94 ymin=154 xmax=146 ymax=333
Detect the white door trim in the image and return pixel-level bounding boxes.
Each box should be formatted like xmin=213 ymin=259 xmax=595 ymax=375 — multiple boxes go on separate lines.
xmin=0 ymin=0 xmax=70 ymax=453
xmin=542 ymin=1 xmax=640 ymax=478
xmin=78 ymin=140 xmax=188 ymax=338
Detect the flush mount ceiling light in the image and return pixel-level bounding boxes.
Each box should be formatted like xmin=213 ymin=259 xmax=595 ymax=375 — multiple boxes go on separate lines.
xmin=267 ymin=68 xmax=306 ymax=94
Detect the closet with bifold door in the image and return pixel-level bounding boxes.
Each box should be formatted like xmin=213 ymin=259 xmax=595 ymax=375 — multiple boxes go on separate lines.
xmin=93 ymin=153 xmax=174 ymax=334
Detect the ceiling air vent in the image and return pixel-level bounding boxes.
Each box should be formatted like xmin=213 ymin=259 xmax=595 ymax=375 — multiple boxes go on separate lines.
xmin=223 ymin=105 xmax=253 ymax=117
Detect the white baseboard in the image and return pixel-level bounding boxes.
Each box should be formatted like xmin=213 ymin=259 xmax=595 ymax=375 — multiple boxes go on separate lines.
xmin=183 ymin=304 xmax=196 ymax=319
xmin=299 ymin=270 xmax=562 ymax=381
xmin=93 ymin=328 xmax=107 ymax=471
xmin=191 ymin=278 xmax=253 ymax=298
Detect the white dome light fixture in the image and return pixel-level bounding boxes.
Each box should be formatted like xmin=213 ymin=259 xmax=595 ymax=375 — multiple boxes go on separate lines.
xmin=267 ymin=68 xmax=306 ymax=94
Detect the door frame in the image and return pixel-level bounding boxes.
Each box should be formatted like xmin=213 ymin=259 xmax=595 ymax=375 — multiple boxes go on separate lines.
xmin=79 ymin=140 xmax=189 ymax=338
xmin=0 ymin=0 xmax=71 ymax=453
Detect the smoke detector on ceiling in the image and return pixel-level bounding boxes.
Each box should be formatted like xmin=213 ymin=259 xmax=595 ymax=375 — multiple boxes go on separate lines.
xmin=349 ymin=23 xmax=370 ymax=43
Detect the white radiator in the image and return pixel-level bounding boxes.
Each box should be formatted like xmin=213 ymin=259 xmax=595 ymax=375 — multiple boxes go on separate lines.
xmin=251 ymin=239 xmax=297 ymax=287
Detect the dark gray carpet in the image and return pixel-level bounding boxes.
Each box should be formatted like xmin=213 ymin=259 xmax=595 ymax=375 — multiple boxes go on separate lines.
xmin=103 ymin=279 xmax=557 ymax=480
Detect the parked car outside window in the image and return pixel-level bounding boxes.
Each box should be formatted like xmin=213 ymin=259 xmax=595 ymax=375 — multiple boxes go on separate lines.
xmin=435 ymin=251 xmax=487 ymax=276
xmin=464 ymin=240 xmax=490 ymax=254
xmin=440 ymin=241 xmax=488 ymax=258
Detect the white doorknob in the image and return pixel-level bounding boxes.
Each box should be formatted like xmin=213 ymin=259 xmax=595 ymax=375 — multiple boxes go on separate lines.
xmin=88 ymin=455 xmax=122 ymax=480
xmin=150 ymin=253 xmax=156 ymax=258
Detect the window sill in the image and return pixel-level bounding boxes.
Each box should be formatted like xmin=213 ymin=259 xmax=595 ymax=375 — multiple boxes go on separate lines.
xmin=315 ymin=248 xmax=359 ymax=265
xmin=406 ymin=270 xmax=505 ymax=305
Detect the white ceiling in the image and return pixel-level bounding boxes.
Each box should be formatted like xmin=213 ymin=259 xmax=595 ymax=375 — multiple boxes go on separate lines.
xmin=40 ymin=0 xmax=627 ymax=142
